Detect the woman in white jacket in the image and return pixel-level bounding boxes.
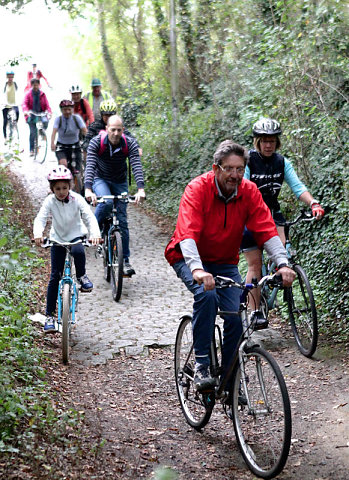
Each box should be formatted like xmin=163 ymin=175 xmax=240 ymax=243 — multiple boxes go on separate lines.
xmin=33 ymin=166 xmax=100 ymax=333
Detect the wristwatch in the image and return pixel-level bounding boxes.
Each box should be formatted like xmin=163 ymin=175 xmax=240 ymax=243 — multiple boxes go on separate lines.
xmin=277 ymin=262 xmax=289 ymax=269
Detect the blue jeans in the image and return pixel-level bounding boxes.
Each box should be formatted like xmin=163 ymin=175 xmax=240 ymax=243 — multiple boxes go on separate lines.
xmin=92 ymin=178 xmax=130 ymax=261
xmin=173 ymin=260 xmax=242 ymax=372
xmin=27 ymin=115 xmax=48 ymax=151
xmin=46 ymin=244 xmax=85 ymax=316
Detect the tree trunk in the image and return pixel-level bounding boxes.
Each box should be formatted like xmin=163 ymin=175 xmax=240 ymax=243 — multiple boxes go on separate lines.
xmin=169 ymin=0 xmax=179 ymax=127
xmin=178 ymin=0 xmax=201 ymax=100
xmin=96 ymin=0 xmax=124 ymax=97
xmin=151 ymin=0 xmax=170 ymax=67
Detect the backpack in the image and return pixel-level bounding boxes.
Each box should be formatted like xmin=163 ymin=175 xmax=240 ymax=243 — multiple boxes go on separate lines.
xmin=98 ymin=130 xmax=131 ymax=185
xmin=58 ymin=114 xmax=81 ymax=129
xmin=4 ymin=81 xmax=18 ymax=92
xmin=98 ymin=130 xmax=128 ymax=156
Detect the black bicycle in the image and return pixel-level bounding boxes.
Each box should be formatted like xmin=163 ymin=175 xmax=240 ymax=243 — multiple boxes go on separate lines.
xmin=175 ymin=274 xmax=292 ymax=479
xmin=96 ymin=194 xmax=134 ymax=302
xmin=55 ymin=142 xmax=84 ymax=194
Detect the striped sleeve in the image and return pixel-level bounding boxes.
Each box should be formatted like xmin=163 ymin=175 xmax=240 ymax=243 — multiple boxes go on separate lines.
xmin=84 ymin=135 xmax=100 ymax=189
xmin=126 ymin=136 xmax=145 ymax=189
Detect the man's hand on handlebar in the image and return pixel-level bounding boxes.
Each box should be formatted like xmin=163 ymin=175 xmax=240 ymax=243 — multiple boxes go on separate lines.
xmin=134 ymin=188 xmax=146 ymax=205
xmin=85 ymin=188 xmax=97 ymax=206
xmin=193 ymin=269 xmax=215 ymax=291
xmin=277 ymin=266 xmax=296 ymax=287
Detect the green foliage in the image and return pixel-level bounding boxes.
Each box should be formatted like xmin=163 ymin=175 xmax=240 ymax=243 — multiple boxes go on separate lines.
xmin=0 ymin=173 xmax=80 ymax=459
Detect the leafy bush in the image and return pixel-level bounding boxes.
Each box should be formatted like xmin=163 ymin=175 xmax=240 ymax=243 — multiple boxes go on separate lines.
xmin=0 ymin=173 xmax=80 ymax=460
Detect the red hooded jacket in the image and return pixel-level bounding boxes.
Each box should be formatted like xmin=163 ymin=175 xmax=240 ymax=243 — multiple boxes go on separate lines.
xmin=22 ymin=89 xmax=52 ymax=118
xmin=164 ymin=171 xmax=278 ymax=266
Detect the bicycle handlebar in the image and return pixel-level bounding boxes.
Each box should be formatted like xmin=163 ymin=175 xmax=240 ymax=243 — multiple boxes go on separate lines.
xmin=96 ymin=193 xmax=136 ymax=204
xmin=41 ymin=237 xmax=90 ymax=248
xmin=215 ymin=273 xmax=283 ymax=291
xmin=275 ymin=209 xmax=315 ymax=228
xmin=26 ymin=110 xmax=49 ymax=117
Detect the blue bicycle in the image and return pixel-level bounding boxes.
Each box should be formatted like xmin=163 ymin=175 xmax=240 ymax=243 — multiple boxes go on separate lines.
xmin=43 ymin=238 xmax=90 ymax=364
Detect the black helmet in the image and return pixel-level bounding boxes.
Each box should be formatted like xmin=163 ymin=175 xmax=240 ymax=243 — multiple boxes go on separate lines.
xmin=252 ymin=118 xmax=282 ymax=136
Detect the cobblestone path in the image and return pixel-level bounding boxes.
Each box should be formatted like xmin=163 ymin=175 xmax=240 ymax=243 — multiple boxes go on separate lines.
xmin=10 ymin=151 xmax=192 ymax=365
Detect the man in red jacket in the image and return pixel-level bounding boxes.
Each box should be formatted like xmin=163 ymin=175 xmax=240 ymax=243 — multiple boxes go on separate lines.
xmin=22 ymin=78 xmax=52 ymax=156
xmin=165 ymin=140 xmax=295 ymax=391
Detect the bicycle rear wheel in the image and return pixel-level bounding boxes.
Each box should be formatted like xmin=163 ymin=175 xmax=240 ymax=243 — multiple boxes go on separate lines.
xmin=34 ymin=129 xmax=47 ymax=163
xmin=231 ymin=346 xmax=291 ymax=479
xmin=62 ymin=283 xmax=72 ymax=364
xmin=73 ymin=172 xmax=83 ymax=195
xmin=110 ymin=231 xmax=123 ymax=302
xmin=174 ymin=315 xmax=214 ymax=430
xmin=286 ymin=264 xmax=318 ymax=357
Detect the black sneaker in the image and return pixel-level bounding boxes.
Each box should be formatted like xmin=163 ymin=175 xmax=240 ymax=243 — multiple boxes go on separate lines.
xmin=124 ymin=261 xmax=135 ymax=276
xmin=251 ymin=310 xmax=268 ymax=330
xmin=194 ymin=364 xmax=215 ymax=392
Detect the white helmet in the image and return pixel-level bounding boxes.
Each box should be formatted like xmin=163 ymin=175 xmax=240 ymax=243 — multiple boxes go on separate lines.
xmin=69 ymin=85 xmax=82 ymax=94
xmin=47 ymin=166 xmax=72 ymax=181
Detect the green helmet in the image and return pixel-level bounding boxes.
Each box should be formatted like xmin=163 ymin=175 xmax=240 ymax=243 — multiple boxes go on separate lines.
xmin=91 ymin=78 xmax=102 ymax=87
xmin=100 ymin=99 xmax=117 ymax=115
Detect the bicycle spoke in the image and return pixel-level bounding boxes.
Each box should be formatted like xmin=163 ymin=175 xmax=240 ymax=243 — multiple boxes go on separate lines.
xmin=174 ymin=316 xmax=213 ymax=430
xmin=287 ymin=265 xmax=318 ymax=357
xmin=232 ymin=346 xmax=291 ymax=478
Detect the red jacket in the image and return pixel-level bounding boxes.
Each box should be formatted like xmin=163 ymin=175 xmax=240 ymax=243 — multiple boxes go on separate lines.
xmin=164 ymin=171 xmax=278 ymax=266
xmin=22 ymin=89 xmax=52 ymax=118
xmin=25 ymin=70 xmax=50 ymax=92
xmin=73 ymin=99 xmax=94 ymax=126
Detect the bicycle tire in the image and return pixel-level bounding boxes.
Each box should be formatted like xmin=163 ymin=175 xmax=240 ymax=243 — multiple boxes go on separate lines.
xmin=62 ymin=283 xmax=72 ymax=364
xmin=103 ymin=232 xmax=111 ymax=282
xmin=174 ymin=315 xmax=214 ymax=430
xmin=231 ymin=345 xmax=291 ymax=479
xmin=110 ymin=231 xmax=123 ymax=302
xmin=34 ymin=129 xmax=47 ymax=164
xmin=286 ymin=264 xmax=318 ymax=357
xmin=73 ymin=172 xmax=83 ymax=195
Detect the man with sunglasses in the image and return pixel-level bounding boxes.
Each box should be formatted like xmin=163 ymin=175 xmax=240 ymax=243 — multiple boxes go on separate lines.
xmin=165 ymin=140 xmax=295 ymax=391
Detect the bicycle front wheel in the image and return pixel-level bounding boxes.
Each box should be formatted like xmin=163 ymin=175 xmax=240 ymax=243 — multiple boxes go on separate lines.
xmin=231 ymin=346 xmax=291 ymax=479
xmin=174 ymin=315 xmax=214 ymax=430
xmin=110 ymin=231 xmax=123 ymax=302
xmin=62 ymin=283 xmax=72 ymax=364
xmin=103 ymin=232 xmax=111 ymax=282
xmin=34 ymin=129 xmax=47 ymax=163
xmin=286 ymin=264 xmax=318 ymax=357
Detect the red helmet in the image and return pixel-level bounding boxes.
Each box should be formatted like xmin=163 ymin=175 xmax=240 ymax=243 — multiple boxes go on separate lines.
xmin=47 ymin=166 xmax=72 ymax=181
xmin=59 ymin=99 xmax=74 ymax=108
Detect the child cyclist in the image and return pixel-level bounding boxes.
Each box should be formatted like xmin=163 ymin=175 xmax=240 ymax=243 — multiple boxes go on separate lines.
xmin=33 ymin=166 xmax=101 ymax=333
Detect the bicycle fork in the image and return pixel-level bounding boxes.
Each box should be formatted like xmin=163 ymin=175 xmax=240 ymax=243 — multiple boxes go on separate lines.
xmin=238 ymin=341 xmax=270 ymax=416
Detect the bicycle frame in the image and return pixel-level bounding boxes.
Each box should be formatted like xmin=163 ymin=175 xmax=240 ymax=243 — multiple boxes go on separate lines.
xmin=57 ymin=248 xmax=78 ymax=326
xmin=214 ymin=281 xmax=257 ymax=400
